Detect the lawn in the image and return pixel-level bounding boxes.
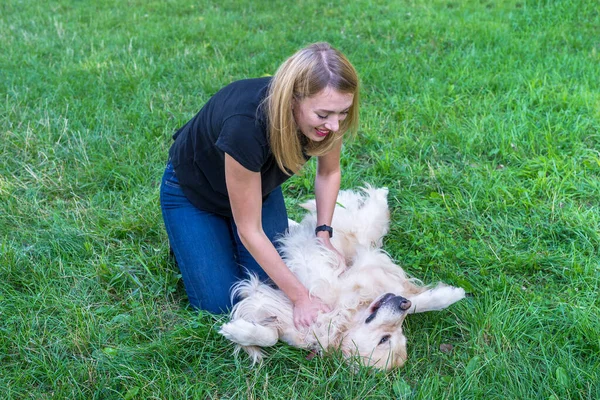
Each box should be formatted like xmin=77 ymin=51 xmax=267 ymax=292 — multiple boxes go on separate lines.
xmin=1 ymin=0 xmax=599 ymax=398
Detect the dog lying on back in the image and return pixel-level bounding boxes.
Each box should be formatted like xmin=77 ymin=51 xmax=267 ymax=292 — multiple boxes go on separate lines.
xmin=219 ymin=186 xmax=465 ymax=370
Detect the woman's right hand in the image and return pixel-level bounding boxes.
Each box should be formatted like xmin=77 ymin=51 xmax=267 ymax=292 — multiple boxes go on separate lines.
xmin=293 ymin=294 xmax=331 ymax=329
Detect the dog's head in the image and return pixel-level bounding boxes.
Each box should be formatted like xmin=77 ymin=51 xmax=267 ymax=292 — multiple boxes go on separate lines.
xmin=341 ymin=292 xmax=411 ymax=370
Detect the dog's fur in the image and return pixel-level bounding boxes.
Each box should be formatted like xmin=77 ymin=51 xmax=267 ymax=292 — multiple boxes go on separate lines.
xmin=219 ymin=186 xmax=465 ymax=370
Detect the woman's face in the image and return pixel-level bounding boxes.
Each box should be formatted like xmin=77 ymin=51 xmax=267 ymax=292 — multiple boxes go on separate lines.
xmin=292 ymin=86 xmax=354 ymax=142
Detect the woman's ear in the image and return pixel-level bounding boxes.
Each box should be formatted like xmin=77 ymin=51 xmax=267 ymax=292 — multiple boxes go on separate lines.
xmin=291 ymin=93 xmax=303 ymax=110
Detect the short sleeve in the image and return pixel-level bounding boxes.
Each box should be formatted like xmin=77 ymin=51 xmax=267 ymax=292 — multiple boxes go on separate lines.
xmin=215 ymin=115 xmax=269 ymax=172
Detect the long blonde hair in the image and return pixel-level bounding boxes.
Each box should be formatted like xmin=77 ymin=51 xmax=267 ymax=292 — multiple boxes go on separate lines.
xmin=265 ymin=42 xmax=360 ymax=175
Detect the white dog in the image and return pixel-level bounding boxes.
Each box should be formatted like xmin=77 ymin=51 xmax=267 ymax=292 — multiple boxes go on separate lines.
xmin=220 ymin=186 xmax=465 ymax=370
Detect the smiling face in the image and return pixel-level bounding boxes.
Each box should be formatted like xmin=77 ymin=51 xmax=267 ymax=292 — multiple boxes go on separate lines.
xmin=342 ymin=293 xmax=412 ymax=370
xmin=292 ymin=86 xmax=354 ymax=142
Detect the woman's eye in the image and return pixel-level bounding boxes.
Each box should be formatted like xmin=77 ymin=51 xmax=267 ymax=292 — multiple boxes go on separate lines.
xmin=379 ymin=335 xmax=391 ymax=345
xmin=317 ymin=114 xmax=327 ymax=119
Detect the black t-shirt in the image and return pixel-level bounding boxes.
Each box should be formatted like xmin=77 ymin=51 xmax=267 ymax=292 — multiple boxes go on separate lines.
xmin=168 ymin=77 xmax=298 ymax=217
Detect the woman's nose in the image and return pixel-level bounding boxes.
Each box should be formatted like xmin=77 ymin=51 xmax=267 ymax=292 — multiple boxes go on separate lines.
xmin=325 ymin=117 xmax=340 ymax=132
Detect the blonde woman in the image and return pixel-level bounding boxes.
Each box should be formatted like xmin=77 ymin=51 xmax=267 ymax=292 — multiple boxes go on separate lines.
xmin=160 ymin=42 xmax=360 ymax=328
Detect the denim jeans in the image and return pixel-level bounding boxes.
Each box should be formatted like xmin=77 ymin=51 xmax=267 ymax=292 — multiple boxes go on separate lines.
xmin=159 ymin=161 xmax=288 ymax=314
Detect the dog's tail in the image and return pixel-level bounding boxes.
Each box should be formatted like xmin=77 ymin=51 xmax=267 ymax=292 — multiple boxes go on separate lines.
xmin=230 ymin=272 xmax=263 ymax=303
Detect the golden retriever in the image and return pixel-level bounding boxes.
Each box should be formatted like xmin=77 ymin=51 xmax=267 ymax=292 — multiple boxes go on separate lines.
xmin=219 ymin=186 xmax=465 ymax=370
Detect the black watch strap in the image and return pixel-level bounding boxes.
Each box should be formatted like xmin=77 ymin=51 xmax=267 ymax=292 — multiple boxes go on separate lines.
xmin=315 ymin=224 xmax=333 ymax=238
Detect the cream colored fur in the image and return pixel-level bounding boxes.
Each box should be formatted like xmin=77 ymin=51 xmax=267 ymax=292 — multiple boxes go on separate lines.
xmin=219 ymin=186 xmax=465 ymax=370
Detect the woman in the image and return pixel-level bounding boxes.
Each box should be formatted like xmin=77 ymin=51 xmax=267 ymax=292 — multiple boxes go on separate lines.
xmin=160 ymin=42 xmax=360 ymax=328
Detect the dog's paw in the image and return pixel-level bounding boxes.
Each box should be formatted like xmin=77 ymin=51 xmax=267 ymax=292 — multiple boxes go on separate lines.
xmin=299 ymin=199 xmax=317 ymax=212
xmin=435 ymin=285 xmax=466 ymax=305
xmin=220 ymin=319 xmax=279 ymax=347
xmin=408 ymin=285 xmax=466 ymax=313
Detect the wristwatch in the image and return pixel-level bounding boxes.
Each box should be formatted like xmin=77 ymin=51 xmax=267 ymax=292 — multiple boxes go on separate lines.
xmin=315 ymin=224 xmax=333 ymax=238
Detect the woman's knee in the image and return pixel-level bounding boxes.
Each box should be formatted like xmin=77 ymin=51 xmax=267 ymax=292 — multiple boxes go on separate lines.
xmin=161 ymin=201 xmax=241 ymax=314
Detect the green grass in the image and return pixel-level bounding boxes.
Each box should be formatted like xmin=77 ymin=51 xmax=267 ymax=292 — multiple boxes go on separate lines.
xmin=1 ymin=0 xmax=599 ymax=398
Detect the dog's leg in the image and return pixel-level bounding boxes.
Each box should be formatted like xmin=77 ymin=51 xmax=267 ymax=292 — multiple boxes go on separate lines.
xmin=407 ymin=285 xmax=465 ymax=314
xmin=219 ymin=318 xmax=279 ymax=347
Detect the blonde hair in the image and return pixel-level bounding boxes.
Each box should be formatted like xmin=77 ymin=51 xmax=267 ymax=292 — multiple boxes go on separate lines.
xmin=265 ymin=42 xmax=360 ymax=175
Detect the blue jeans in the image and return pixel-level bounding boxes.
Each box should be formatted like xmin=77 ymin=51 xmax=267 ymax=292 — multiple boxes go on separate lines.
xmin=159 ymin=161 xmax=288 ymax=314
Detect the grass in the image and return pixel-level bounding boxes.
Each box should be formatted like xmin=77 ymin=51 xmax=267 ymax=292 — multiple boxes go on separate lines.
xmin=1 ymin=0 xmax=599 ymax=398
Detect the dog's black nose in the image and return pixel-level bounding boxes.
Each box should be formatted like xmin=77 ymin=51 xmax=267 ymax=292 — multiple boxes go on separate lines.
xmin=388 ymin=295 xmax=411 ymax=311
xmin=399 ymin=299 xmax=411 ymax=311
